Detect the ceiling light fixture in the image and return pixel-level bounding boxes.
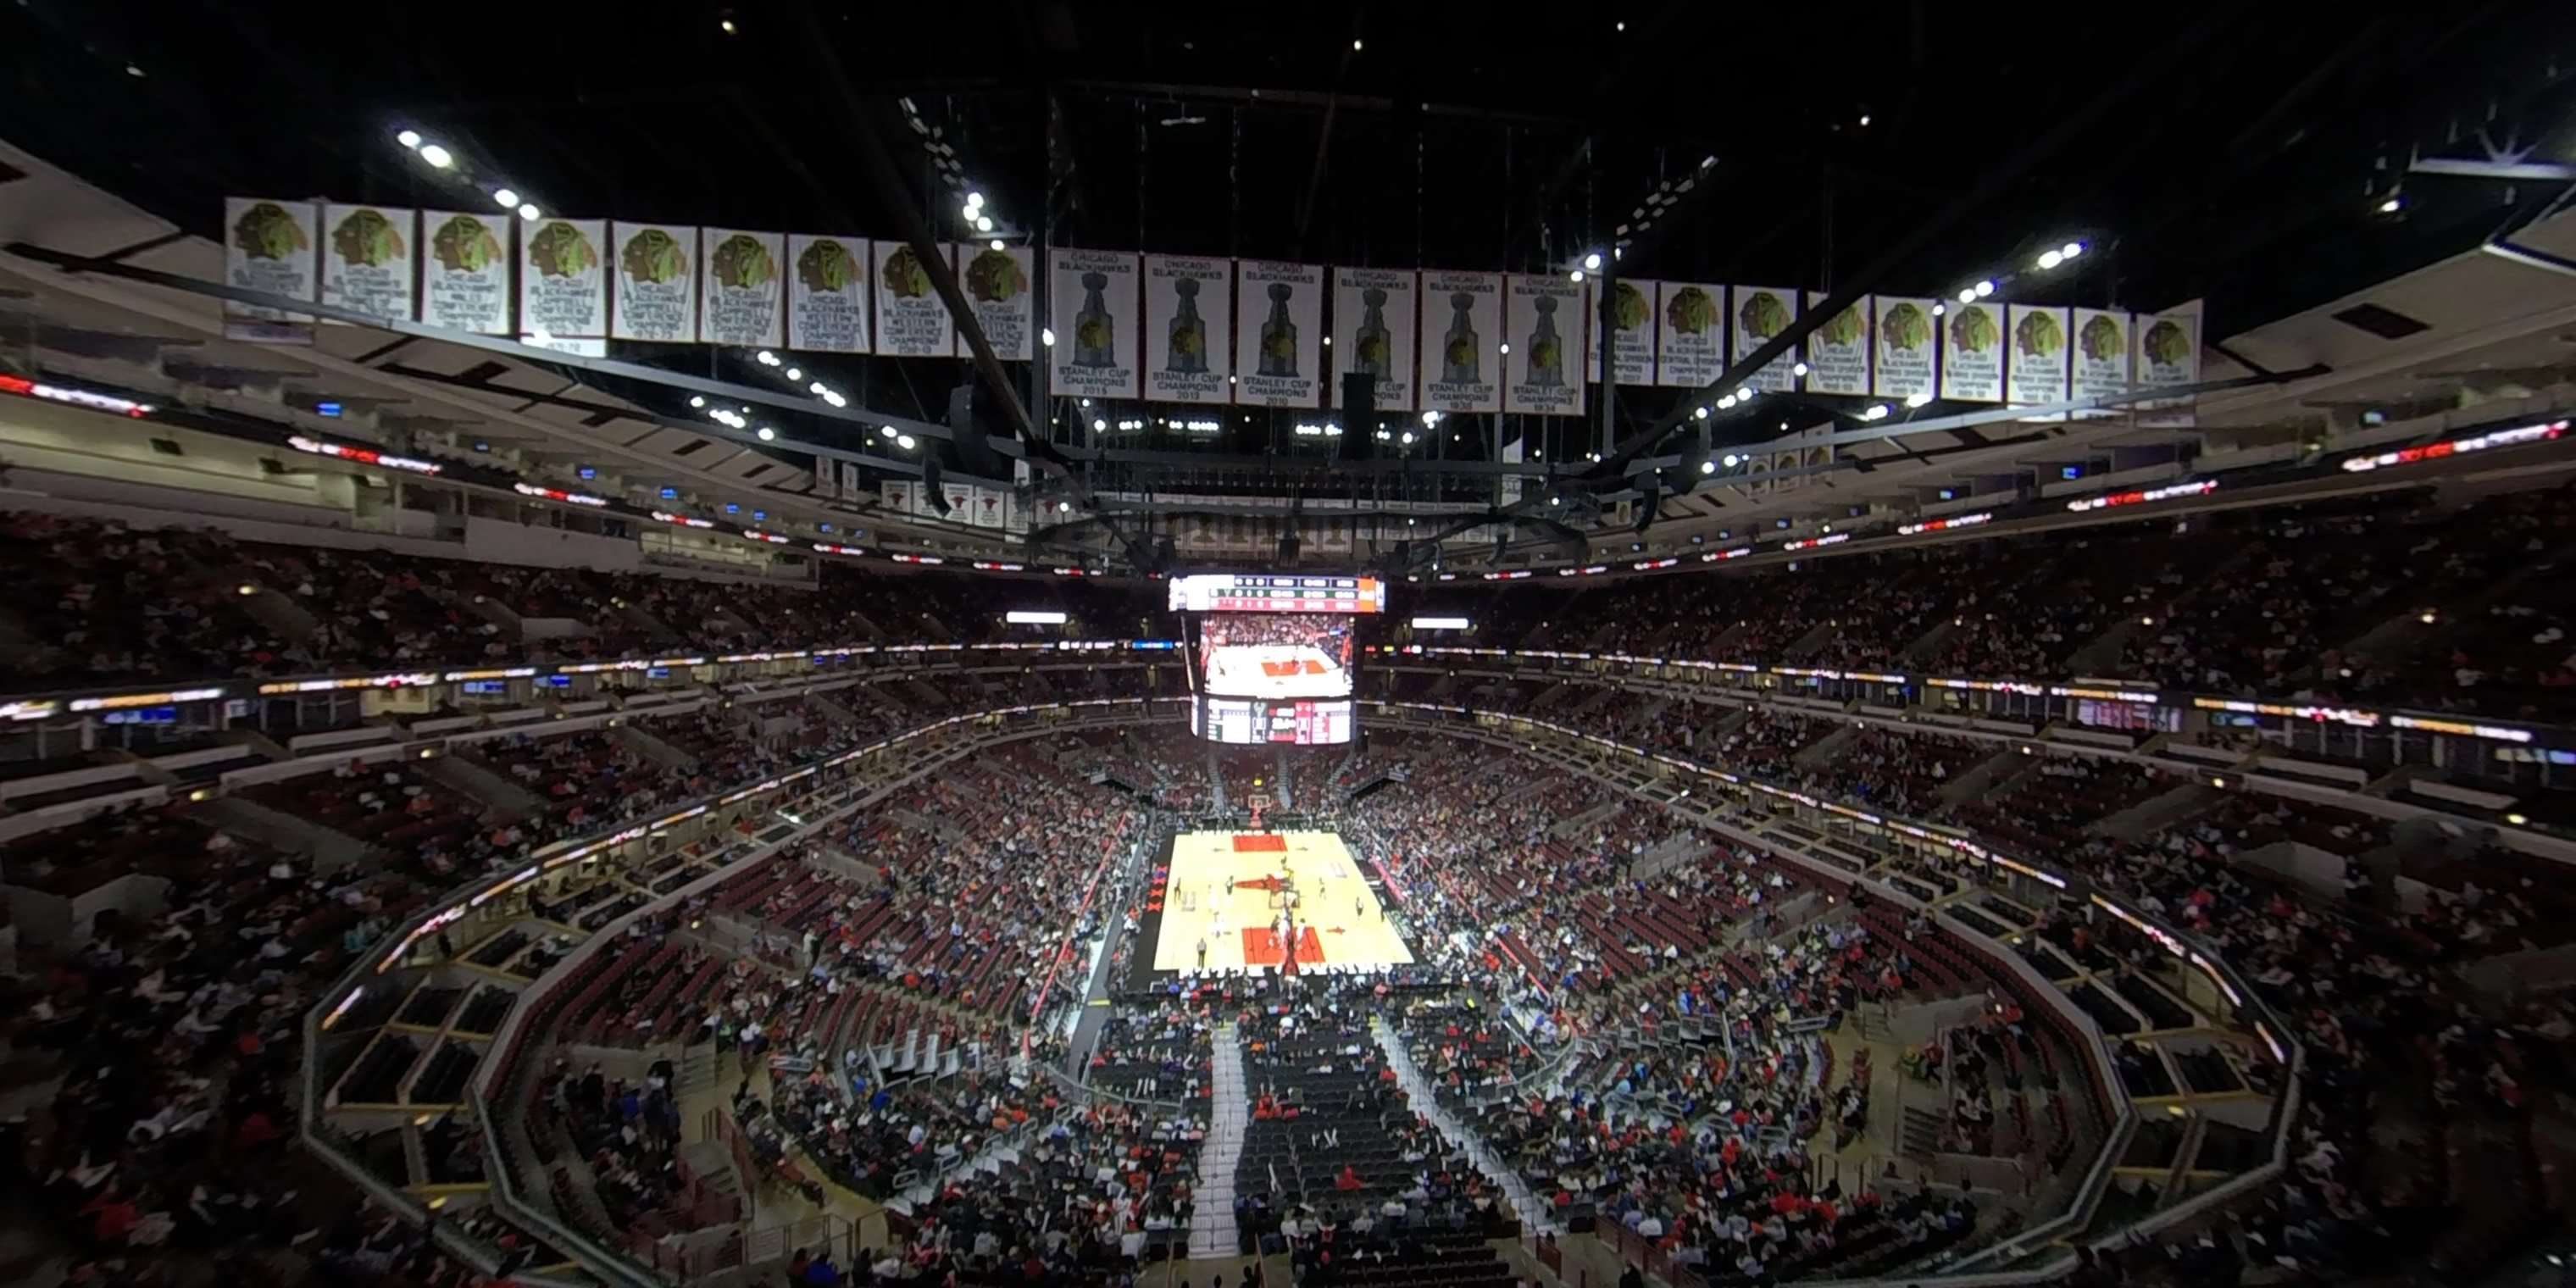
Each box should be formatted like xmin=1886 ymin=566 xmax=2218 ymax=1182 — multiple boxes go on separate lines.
xmin=517 ymin=203 xmax=541 ymax=221
xmin=492 ymin=189 xmax=519 ymax=208
xmin=896 ymin=433 xmax=916 ymax=449
xmin=418 ymin=144 xmax=453 ymax=169
xmin=396 ymin=129 xmax=423 ymax=149
xmin=756 ymin=426 xmax=775 ymax=441
xmin=1582 ymin=252 xmax=1602 ymax=271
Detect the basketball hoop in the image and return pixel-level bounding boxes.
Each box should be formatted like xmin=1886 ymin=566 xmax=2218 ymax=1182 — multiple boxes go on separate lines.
xmin=1248 ymin=791 xmax=1272 ymax=830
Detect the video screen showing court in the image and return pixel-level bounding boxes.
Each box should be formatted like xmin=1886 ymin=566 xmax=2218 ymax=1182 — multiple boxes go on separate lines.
xmin=1145 ymin=830 xmax=1414 ymax=976
xmin=1191 ymin=613 xmax=1355 ymax=700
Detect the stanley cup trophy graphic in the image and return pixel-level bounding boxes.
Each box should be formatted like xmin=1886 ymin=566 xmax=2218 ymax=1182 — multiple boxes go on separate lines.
xmin=1440 ymin=291 xmax=1480 ymax=384
xmin=1166 ymin=276 xmax=1208 ymax=374
xmin=1353 ymin=286 xmax=1392 ymax=380
xmin=1526 ymin=295 xmax=1565 ymax=389
xmin=1257 ymin=281 xmax=1300 ymax=378
xmin=1073 ymin=271 xmax=1114 ymax=369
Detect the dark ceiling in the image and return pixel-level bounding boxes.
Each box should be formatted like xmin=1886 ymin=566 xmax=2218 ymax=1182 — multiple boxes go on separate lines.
xmin=6 ymin=0 xmax=2576 ymax=442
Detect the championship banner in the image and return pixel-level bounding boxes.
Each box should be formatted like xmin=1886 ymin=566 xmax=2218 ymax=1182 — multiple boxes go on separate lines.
xmin=1335 ymin=267 xmax=1418 ymax=413
xmin=1940 ymin=300 xmax=2005 ymax=402
xmin=1802 ymin=291 xmax=1871 ymax=397
xmin=1588 ymin=278 xmax=1657 ymax=387
xmin=319 ymin=204 xmax=415 ymax=325
xmin=812 ymin=455 xmax=835 ymax=498
xmin=786 ymin=236 xmax=869 ymax=353
xmin=874 ymin=241 xmax=956 ymax=358
xmin=1234 ymin=259 xmax=1324 ymax=408
xmin=881 ymin=479 xmax=919 ymax=515
xmin=1729 ymin=286 xmax=1800 ymax=392
xmin=2135 ymin=299 xmax=2202 ymax=427
xmin=608 ymin=222 xmax=699 ymax=343
xmin=838 ymin=461 xmax=866 ymax=502
xmin=966 ymin=485 xmax=1009 ymax=529
xmin=420 ymin=211 xmax=514 ymax=335
xmin=1654 ymin=282 xmax=1725 ymax=388
xmin=2070 ymin=308 xmax=2132 ymax=414
xmin=1144 ymin=254 xmax=1234 ymax=405
xmin=941 ymin=479 xmax=973 ymax=519
xmin=222 ymin=197 xmax=320 ymax=342
xmin=1049 ymin=248 xmax=1142 ymax=399
xmin=1502 ymin=274 xmax=1585 ymax=417
xmin=2007 ymin=304 xmax=2072 ymax=417
xmin=519 ymin=217 xmax=608 ymax=341
xmin=698 ymin=228 xmax=785 ymax=347
xmin=953 ymin=243 xmax=1033 ymax=362
xmin=1872 ymin=297 xmax=1936 ymax=401
xmin=1418 ymin=271 xmax=1503 ymax=414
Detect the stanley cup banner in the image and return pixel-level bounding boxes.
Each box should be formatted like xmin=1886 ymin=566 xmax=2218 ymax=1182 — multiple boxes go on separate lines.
xmin=1587 ymin=278 xmax=1657 ymax=387
xmin=519 ymin=217 xmax=608 ymax=340
xmin=1940 ymin=299 xmax=2006 ymax=402
xmin=319 ymin=204 xmax=415 ymax=325
xmin=1418 ymin=271 xmax=1504 ymax=414
xmin=419 ymin=211 xmax=514 ymax=335
xmin=2134 ymin=299 xmax=2203 ymax=427
xmin=1049 ymin=248 xmax=1141 ymax=399
xmin=1502 ymin=275 xmax=1586 ymax=417
xmin=953 ymin=242 xmax=1034 ymax=361
xmin=1871 ymin=296 xmax=1937 ymax=402
xmin=2069 ymin=308 xmax=2133 ymax=416
xmin=223 ymin=197 xmax=321 ymax=341
xmin=1802 ymin=292 xmax=1872 ymax=397
xmin=608 ymin=222 xmax=699 ymax=343
xmin=698 ymin=228 xmax=786 ymax=347
xmin=1335 ymin=267 xmax=1418 ymax=412
xmin=1729 ymin=286 xmax=1801 ymax=392
xmin=2007 ymin=303 xmax=2072 ymax=418
xmin=1655 ymin=282 xmax=1726 ymax=388
xmin=874 ymin=241 xmax=957 ymax=358
xmin=1144 ymin=254 xmax=1234 ymax=405
xmin=1233 ymin=259 xmax=1324 ymax=408
xmin=786 ymin=235 xmax=869 ymax=353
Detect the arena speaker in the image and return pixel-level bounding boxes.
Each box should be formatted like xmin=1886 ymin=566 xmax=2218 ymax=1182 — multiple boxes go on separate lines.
xmin=1338 ymin=369 xmax=1375 ymax=461
xmin=945 ymin=383 xmax=1011 ymax=478
xmin=921 ymin=457 xmax=952 ymax=514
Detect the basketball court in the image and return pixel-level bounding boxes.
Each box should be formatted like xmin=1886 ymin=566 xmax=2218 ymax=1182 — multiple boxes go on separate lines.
xmin=1201 ymin=644 xmax=1351 ymax=698
xmin=1150 ymin=830 xmax=1413 ymax=974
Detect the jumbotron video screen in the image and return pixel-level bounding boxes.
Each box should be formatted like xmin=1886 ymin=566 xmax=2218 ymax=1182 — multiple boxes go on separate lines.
xmin=1170 ymin=574 xmax=1381 ymax=745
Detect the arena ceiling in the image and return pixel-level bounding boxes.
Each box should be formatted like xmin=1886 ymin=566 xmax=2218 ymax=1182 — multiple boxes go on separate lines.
xmin=4 ymin=1 xmax=2576 ymax=562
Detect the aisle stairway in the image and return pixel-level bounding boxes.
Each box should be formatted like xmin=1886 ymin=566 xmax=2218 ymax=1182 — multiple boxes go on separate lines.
xmin=1207 ymin=748 xmax=1230 ymax=813
xmin=1187 ymin=1022 xmax=1248 ymax=1257
xmin=1368 ymin=1015 xmax=1560 ymax=1236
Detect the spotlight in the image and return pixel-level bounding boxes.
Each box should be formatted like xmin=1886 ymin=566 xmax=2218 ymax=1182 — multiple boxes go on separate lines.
xmin=785 ymin=367 xmax=802 ymax=380
xmin=517 ymin=203 xmax=541 ymax=221
xmin=1569 ymin=270 xmax=1585 ymax=283
xmin=1957 ymin=288 xmax=1978 ymax=303
xmin=1931 ymin=303 xmax=1946 ymax=316
xmin=1700 ymin=459 xmax=1716 ymax=475
xmin=1041 ymin=328 xmax=1056 ymax=347
xmin=2061 ymin=242 xmax=2085 ymax=258
xmin=810 ymin=381 xmax=828 ymax=395
xmin=990 ymin=239 xmax=1005 ymax=252
xmin=2377 ymin=195 xmax=2404 ymax=214
xmin=1693 ymin=407 xmax=1709 ymax=420
xmin=1905 ymin=391 xmax=1933 ymax=408
xmin=880 ymin=425 xmax=897 ymax=438
xmin=2037 ymin=249 xmax=2062 ymax=269
xmin=492 ymin=189 xmax=519 ymax=208
xmin=1582 ymin=252 xmax=1602 ymax=270
xmin=689 ymin=396 xmax=707 ymax=408
xmin=418 ymin=144 xmax=453 ymax=169
xmin=1791 ymin=362 xmax=1809 ymax=377
xmin=1735 ymin=387 xmax=1752 ymax=402
xmin=1721 ymin=453 xmax=1742 ymax=468
xmin=756 ymin=350 xmax=780 ymax=365
xmin=756 ymin=426 xmax=775 ymax=441
xmin=966 ymin=192 xmax=984 ymax=209
xmin=396 ymin=129 xmax=423 ymax=149
xmin=896 ymin=433 xmax=916 ymax=449
xmin=975 ymin=215 xmax=994 ymax=232
xmin=1974 ymin=280 xmax=1996 ymax=297
xmin=1091 ymin=419 xmax=1106 ymax=431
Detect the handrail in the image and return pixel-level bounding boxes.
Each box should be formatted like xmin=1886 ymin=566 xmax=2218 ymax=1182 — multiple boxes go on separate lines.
xmin=301 ymin=696 xmax=1185 ymax=1283
xmin=1366 ymin=702 xmax=2305 ymax=1281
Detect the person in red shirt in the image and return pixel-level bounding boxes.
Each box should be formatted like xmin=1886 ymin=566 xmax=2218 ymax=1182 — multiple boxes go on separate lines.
xmin=1335 ymin=1164 xmax=1363 ymax=1191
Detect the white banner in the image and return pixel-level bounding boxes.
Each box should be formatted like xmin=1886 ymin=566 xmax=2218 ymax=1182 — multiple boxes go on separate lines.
xmin=1049 ymin=249 xmax=1142 ymax=399
xmin=1729 ymin=286 xmax=1800 ymax=391
xmin=1503 ymin=274 xmax=1585 ymax=416
xmin=2135 ymin=299 xmax=2202 ymax=427
xmin=1872 ymin=297 xmax=1936 ymax=401
xmin=1335 ymin=267 xmax=1418 ymax=412
xmin=839 ymin=461 xmax=865 ymax=502
xmin=1940 ymin=300 xmax=2005 ymax=402
xmin=609 ymin=222 xmax=698 ymax=342
xmin=874 ymin=241 xmax=955 ymax=358
xmin=519 ymin=217 xmax=608 ymax=340
xmin=1234 ymin=260 xmax=1324 ymax=407
xmin=813 ymin=455 xmax=835 ymax=497
xmin=319 ymin=204 xmax=414 ymax=325
xmin=1803 ymin=291 xmax=1871 ymax=397
xmin=940 ymin=480 xmax=974 ymax=519
xmin=954 ymin=243 xmax=1033 ymax=362
xmin=786 ymin=235 xmax=869 ymax=353
xmin=699 ymin=228 xmax=785 ymax=347
xmin=965 ymin=485 xmax=1008 ymax=529
xmin=881 ymin=479 xmax=919 ymax=516
xmin=223 ymin=197 xmax=319 ymax=339
xmin=1143 ymin=254 xmax=1232 ymax=405
xmin=420 ymin=211 xmax=513 ymax=335
xmin=1419 ymin=271 xmax=1504 ymax=414
xmin=2007 ymin=304 xmax=2071 ymax=416
xmin=2070 ymin=308 xmax=2132 ymax=414
xmin=1654 ymin=282 xmax=1725 ymax=388
xmin=1588 ymin=278 xmax=1657 ymax=386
